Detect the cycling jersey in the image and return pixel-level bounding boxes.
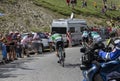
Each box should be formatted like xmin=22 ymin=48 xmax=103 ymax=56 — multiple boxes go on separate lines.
xmin=82 ymin=31 xmax=88 ymax=38
xmin=91 ymin=32 xmax=102 ymax=43
xmin=50 ymin=33 xmax=62 ymax=42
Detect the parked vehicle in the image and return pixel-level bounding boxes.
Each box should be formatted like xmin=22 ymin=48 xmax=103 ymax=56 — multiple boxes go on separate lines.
xmin=21 ymin=32 xmax=55 ymax=54
xmin=50 ymin=18 xmax=88 ymax=47
xmin=37 ymin=32 xmax=55 ymax=52
xmin=80 ymin=42 xmax=120 ymax=81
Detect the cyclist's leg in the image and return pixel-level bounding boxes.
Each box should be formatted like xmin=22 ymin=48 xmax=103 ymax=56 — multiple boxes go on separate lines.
xmin=82 ymin=37 xmax=87 ymax=47
xmin=82 ymin=37 xmax=85 ymax=47
xmin=56 ymin=41 xmax=61 ymax=63
xmin=61 ymin=41 xmax=66 ymax=58
xmin=85 ymin=37 xmax=90 ymax=47
xmin=56 ymin=41 xmax=64 ymax=57
xmin=56 ymin=41 xmax=59 ymax=57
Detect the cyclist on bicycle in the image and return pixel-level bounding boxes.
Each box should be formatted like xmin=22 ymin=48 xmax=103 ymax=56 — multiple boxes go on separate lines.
xmin=49 ymin=31 xmax=65 ymax=63
xmin=82 ymin=29 xmax=89 ymax=47
xmin=91 ymin=31 xmax=102 ymax=44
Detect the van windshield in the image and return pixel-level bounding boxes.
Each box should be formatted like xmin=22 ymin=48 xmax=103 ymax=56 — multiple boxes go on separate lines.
xmin=52 ymin=27 xmax=66 ymax=34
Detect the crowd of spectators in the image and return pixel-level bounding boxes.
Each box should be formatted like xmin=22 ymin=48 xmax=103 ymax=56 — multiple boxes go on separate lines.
xmin=0 ymin=31 xmax=50 ymax=64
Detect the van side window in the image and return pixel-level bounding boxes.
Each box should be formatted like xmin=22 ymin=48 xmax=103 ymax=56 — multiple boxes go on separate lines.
xmin=80 ymin=27 xmax=85 ymax=32
xmin=70 ymin=27 xmax=75 ymax=33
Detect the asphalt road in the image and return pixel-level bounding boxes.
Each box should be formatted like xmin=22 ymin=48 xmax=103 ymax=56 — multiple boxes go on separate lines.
xmin=0 ymin=46 xmax=84 ymax=81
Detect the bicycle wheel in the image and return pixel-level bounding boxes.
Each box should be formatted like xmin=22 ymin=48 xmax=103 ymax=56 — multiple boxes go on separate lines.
xmin=58 ymin=46 xmax=64 ymax=67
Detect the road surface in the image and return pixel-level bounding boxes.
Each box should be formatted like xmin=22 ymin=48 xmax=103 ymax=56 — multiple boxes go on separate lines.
xmin=0 ymin=46 xmax=84 ymax=81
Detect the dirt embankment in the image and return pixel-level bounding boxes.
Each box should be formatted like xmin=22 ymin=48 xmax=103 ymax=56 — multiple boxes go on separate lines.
xmin=0 ymin=0 xmax=63 ymax=33
xmin=0 ymin=0 xmax=105 ymax=33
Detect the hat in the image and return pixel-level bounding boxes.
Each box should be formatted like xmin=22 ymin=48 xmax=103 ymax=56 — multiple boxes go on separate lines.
xmin=17 ymin=34 xmax=21 ymax=37
xmin=15 ymin=31 xmax=19 ymax=33
xmin=9 ymin=31 xmax=13 ymax=34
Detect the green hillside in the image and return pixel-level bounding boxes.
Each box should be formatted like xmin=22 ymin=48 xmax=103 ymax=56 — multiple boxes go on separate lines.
xmin=33 ymin=0 xmax=120 ymax=20
xmin=0 ymin=0 xmax=119 ymax=33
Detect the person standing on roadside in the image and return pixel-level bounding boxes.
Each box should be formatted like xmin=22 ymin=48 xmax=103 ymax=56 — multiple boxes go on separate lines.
xmin=66 ymin=30 xmax=72 ymax=47
xmin=10 ymin=31 xmax=17 ymax=60
xmin=0 ymin=34 xmax=8 ymax=63
xmin=16 ymin=34 xmax=22 ymax=58
xmin=66 ymin=0 xmax=70 ymax=6
xmin=21 ymin=33 xmax=33 ymax=57
xmin=32 ymin=32 xmax=40 ymax=55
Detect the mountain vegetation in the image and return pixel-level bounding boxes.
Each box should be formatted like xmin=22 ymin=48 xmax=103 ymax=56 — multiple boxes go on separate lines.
xmin=0 ymin=0 xmax=120 ymax=33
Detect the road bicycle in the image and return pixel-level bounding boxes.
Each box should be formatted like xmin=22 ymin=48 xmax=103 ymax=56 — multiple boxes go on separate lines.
xmin=58 ymin=43 xmax=65 ymax=67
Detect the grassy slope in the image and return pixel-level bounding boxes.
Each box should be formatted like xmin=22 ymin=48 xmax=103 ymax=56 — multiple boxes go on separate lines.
xmin=33 ymin=0 xmax=120 ymax=20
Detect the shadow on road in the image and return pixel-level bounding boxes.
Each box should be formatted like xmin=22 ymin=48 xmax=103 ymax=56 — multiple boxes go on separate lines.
xmin=0 ymin=57 xmax=34 ymax=78
xmin=64 ymin=63 xmax=80 ymax=68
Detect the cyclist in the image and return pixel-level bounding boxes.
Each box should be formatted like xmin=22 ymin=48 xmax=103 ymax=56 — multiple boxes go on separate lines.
xmin=49 ymin=31 xmax=65 ymax=63
xmin=91 ymin=31 xmax=102 ymax=45
xmin=82 ymin=29 xmax=89 ymax=47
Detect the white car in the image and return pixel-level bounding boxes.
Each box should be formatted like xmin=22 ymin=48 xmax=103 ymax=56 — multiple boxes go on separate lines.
xmin=38 ymin=32 xmax=55 ymax=52
xmin=21 ymin=32 xmax=55 ymax=54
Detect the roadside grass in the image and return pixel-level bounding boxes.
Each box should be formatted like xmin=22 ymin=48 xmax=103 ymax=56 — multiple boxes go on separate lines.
xmin=33 ymin=0 xmax=120 ymax=20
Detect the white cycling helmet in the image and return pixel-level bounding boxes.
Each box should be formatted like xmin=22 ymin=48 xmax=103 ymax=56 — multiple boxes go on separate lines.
xmin=114 ymin=39 xmax=120 ymax=48
xmin=114 ymin=39 xmax=120 ymax=44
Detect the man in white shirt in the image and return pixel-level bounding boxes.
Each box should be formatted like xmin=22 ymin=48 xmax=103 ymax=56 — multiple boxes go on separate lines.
xmin=21 ymin=33 xmax=33 ymax=57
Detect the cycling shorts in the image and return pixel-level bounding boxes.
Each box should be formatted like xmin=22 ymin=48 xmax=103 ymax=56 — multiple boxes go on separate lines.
xmin=56 ymin=41 xmax=64 ymax=50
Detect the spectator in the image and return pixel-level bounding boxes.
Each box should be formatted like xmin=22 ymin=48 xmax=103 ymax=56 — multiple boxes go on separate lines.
xmin=66 ymin=0 xmax=70 ymax=6
xmin=48 ymin=32 xmax=54 ymax=52
xmin=101 ymin=5 xmax=106 ymax=14
xmin=1 ymin=42 xmax=7 ymax=63
xmin=32 ymin=32 xmax=40 ymax=55
xmin=21 ymin=33 xmax=33 ymax=57
xmin=66 ymin=30 xmax=72 ymax=47
xmin=6 ymin=32 xmax=14 ymax=61
xmin=84 ymin=0 xmax=87 ymax=7
xmin=71 ymin=0 xmax=76 ymax=9
xmin=16 ymin=34 xmax=22 ymax=58
xmin=9 ymin=31 xmax=17 ymax=60
xmin=0 ymin=34 xmax=8 ymax=63
xmin=93 ymin=1 xmax=97 ymax=8
xmin=74 ymin=0 xmax=77 ymax=5
xmin=82 ymin=0 xmax=87 ymax=8
xmin=103 ymin=0 xmax=107 ymax=5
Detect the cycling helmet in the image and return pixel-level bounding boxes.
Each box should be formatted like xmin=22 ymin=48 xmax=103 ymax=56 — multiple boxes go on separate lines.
xmin=114 ymin=39 xmax=120 ymax=48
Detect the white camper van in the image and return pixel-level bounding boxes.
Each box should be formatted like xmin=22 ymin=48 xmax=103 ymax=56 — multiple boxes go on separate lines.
xmin=50 ymin=18 xmax=88 ymax=47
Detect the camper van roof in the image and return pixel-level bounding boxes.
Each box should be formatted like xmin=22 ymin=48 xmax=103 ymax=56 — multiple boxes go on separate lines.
xmin=53 ymin=18 xmax=86 ymax=22
xmin=53 ymin=18 xmax=86 ymax=24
